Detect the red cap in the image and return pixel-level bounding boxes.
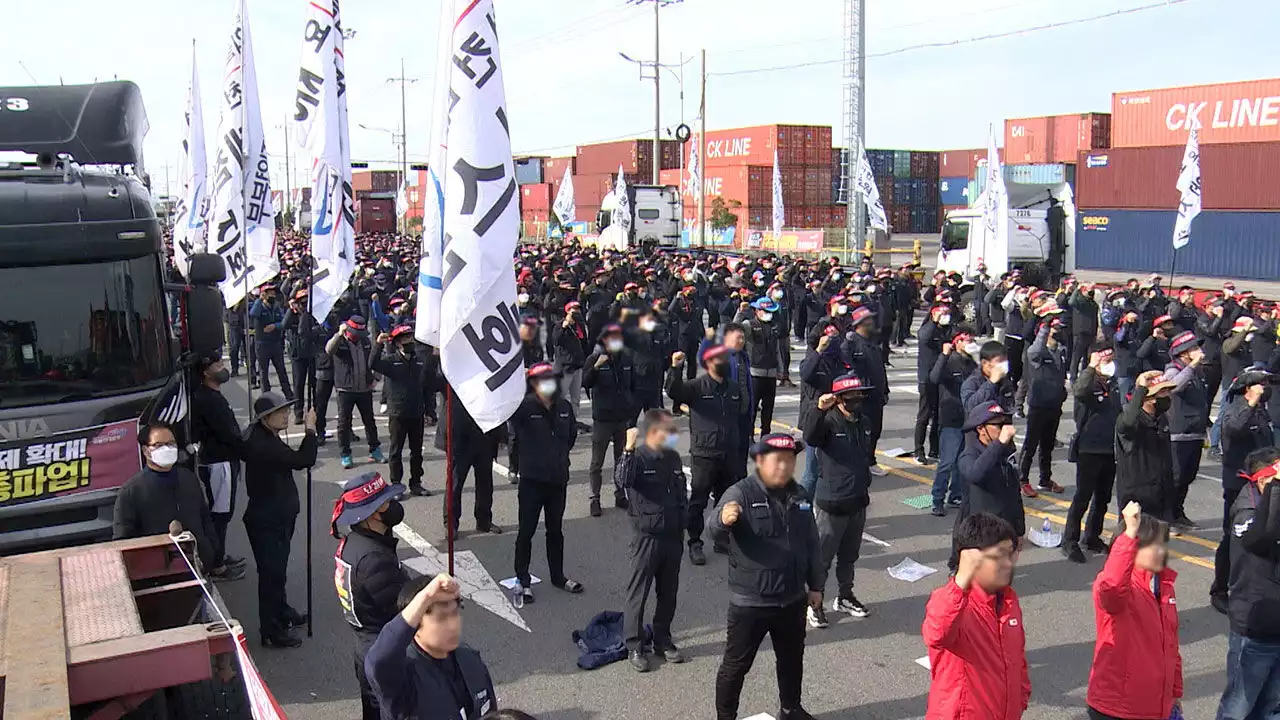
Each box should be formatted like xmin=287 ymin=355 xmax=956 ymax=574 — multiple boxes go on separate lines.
xmin=1153 ymin=314 xmax=1173 ymax=327
xmin=527 ymin=362 xmax=557 ymax=379
xmin=850 ymin=306 xmax=875 ymax=325
xmin=388 ymin=325 xmax=414 ymax=340
xmin=700 ymin=344 xmax=729 ymax=365
xmin=564 ymin=300 xmax=581 ymax=312
xmin=624 ymin=282 xmax=640 ymax=291
xmin=832 ymin=375 xmax=867 ymax=394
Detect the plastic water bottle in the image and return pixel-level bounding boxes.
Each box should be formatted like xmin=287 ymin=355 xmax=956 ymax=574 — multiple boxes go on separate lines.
xmin=1042 ymin=518 xmax=1051 ymax=534
xmin=511 ymin=584 xmax=524 ymax=609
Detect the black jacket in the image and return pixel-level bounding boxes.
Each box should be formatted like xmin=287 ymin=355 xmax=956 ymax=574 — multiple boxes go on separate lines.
xmin=582 ymin=348 xmax=638 ymax=423
xmin=242 ymin=424 xmax=318 ymax=524
xmin=802 ymin=406 xmax=873 ymax=514
xmin=508 ymin=394 xmax=577 ymax=484
xmin=961 ymin=370 xmax=1016 ymax=414
xmin=1025 ymin=324 xmax=1068 ymax=410
xmin=739 ymin=315 xmax=783 ymax=376
xmin=1197 ymin=311 xmax=1229 ymax=366
xmin=1164 ymin=361 xmax=1210 ymax=440
xmin=1069 ymin=288 xmax=1100 ymax=337
xmin=1228 ymin=482 xmax=1280 ymax=641
xmin=282 ymin=307 xmax=327 ymax=360
xmin=709 ymin=474 xmax=822 ymax=608
xmin=931 ymin=351 xmax=977 ymax=428
xmin=958 ymin=434 xmax=1026 ymax=537
xmin=798 ymin=346 xmax=843 ymax=428
xmin=1220 ymin=396 xmax=1274 ymax=489
xmin=916 ymin=320 xmax=944 ymax=384
xmin=1114 ymin=386 xmax=1175 ymax=511
xmin=628 ymin=323 xmax=674 ymax=383
xmin=192 ymin=384 xmax=244 ymax=465
xmin=366 ymin=616 xmax=497 ymax=720
xmin=1071 ymin=368 xmax=1120 ymax=456
xmin=112 ymin=467 xmax=219 ymax=570
xmin=618 ymin=445 xmax=688 ymax=536
xmin=328 ymin=334 xmax=377 ymax=393
xmin=433 ymin=384 xmax=507 ymax=456
xmin=1224 ymin=330 xmax=1254 ymax=388
xmin=552 ymin=322 xmax=590 ymax=372
xmin=370 ymin=343 xmax=434 ymax=418
xmin=841 ymin=331 xmax=888 ymax=404
xmin=666 ymin=368 xmax=743 ymax=467
xmin=336 ymin=526 xmax=406 ymax=633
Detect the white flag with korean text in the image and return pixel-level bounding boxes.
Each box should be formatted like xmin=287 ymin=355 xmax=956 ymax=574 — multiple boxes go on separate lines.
xmin=854 ymin=143 xmax=887 ymax=231
xmin=1173 ymin=123 xmax=1201 ymax=250
xmin=295 ymin=0 xmax=355 ymax=320
xmin=416 ymin=0 xmax=523 ymax=431
xmin=396 ymin=179 xmax=410 ymax=219
xmin=552 ymin=164 xmax=575 ymax=226
xmin=415 ymin=0 xmax=454 ymax=349
xmin=979 ymin=124 xmax=1008 ymax=256
xmin=771 ymin=149 xmax=784 ymax=240
xmin=172 ymin=43 xmax=209 ymax=277
xmin=208 ymin=0 xmax=278 ymax=308
xmin=687 ymin=135 xmax=701 ymax=199
xmin=612 ymin=164 xmax=631 ymax=241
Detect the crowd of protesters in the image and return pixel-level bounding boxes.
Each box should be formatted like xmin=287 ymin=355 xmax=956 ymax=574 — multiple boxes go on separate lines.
xmin=144 ymin=228 xmax=1280 ymax=720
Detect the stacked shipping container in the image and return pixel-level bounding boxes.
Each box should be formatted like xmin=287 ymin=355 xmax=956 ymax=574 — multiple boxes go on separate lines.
xmin=843 ymin=148 xmax=941 ymax=233
xmin=1003 ymin=113 xmax=1110 ymax=164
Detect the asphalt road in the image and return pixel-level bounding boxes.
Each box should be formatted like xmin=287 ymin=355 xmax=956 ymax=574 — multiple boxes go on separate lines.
xmin=213 ymin=334 xmax=1233 ymax=720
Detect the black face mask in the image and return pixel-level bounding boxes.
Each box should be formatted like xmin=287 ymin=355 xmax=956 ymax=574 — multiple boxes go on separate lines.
xmin=1153 ymin=397 xmax=1172 ymax=415
xmin=840 ymin=398 xmax=863 ymax=413
xmin=209 ymin=368 xmax=231 ymax=384
xmin=380 ymin=500 xmax=405 ymax=528
xmin=710 ymin=361 xmax=730 ymax=378
xmin=400 ymin=344 xmax=416 ymax=357
xmin=1263 ymin=388 xmax=1274 ymax=404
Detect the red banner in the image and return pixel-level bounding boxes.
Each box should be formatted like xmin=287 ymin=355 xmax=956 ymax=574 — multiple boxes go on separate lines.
xmin=0 ymin=419 xmax=140 ymax=507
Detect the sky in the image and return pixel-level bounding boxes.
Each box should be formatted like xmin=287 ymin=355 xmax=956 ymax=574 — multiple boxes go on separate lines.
xmin=2 ymin=0 xmax=1275 ymax=197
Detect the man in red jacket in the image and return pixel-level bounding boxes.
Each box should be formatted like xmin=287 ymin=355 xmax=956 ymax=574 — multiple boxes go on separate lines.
xmin=923 ymin=512 xmax=1030 ymax=719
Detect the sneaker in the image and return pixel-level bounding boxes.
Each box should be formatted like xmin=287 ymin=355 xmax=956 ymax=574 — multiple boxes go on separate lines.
xmin=660 ymin=645 xmax=687 ymax=664
xmin=370 ymin=448 xmax=386 ymax=463
xmin=629 ymin=649 xmax=652 ymax=673
xmin=261 ymin=630 xmax=302 ymax=649
xmin=869 ymin=465 xmax=887 ymax=477
xmin=1060 ymin=542 xmax=1086 ymax=564
xmin=688 ymin=543 xmax=706 ymax=566
xmin=806 ymin=604 xmax=829 ymax=629
xmin=779 ymin=708 xmax=816 ymax=720
xmin=947 ymin=497 xmax=963 ymax=509
xmin=914 ymin=452 xmax=934 ymax=466
xmin=1173 ymin=515 xmax=1201 ymax=532
xmin=1208 ymin=447 xmax=1223 ymax=460
xmin=1020 ymin=482 xmax=1039 ymax=499
xmin=1038 ymin=480 xmax=1065 ymax=494
xmin=614 ymin=494 xmax=629 ymax=510
xmin=1014 ymin=409 xmax=1026 ymax=419
xmin=589 ymin=499 xmax=602 ymax=517
xmin=477 ymin=522 xmax=504 ymax=535
xmin=1211 ymin=593 xmax=1229 ymax=615
xmin=408 ymin=485 xmax=431 ymax=497
xmin=1083 ymin=538 xmax=1110 ymax=555
xmin=341 ymin=455 xmax=354 ymax=469
xmin=833 ymin=595 xmax=869 ymax=618
xmin=927 ymin=450 xmax=940 ymax=460
xmin=209 ymin=564 xmax=245 ymax=582
xmin=379 ymin=403 xmax=388 ymax=414
xmin=930 ymin=504 xmax=946 ymax=518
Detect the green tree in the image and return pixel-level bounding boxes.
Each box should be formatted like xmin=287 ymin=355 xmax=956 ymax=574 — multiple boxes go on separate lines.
xmin=709 ymin=196 xmax=742 ymax=232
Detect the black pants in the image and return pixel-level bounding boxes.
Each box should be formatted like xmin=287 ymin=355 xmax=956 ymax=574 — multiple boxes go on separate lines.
xmin=1019 ymin=407 xmax=1062 ymax=485
xmin=1171 ymin=440 xmax=1202 ymax=519
xmin=878 ymin=325 xmax=893 ymax=362
xmin=291 ymin=357 xmax=317 ymax=419
xmin=865 ymin=400 xmax=885 ymax=460
xmin=387 ymin=415 xmax=425 ymax=488
xmin=1007 ymin=337 xmax=1026 ymax=408
xmin=895 ymin=308 xmax=914 ymax=344
xmin=315 ymin=375 xmax=335 ymax=436
xmin=257 ymin=345 xmax=294 ymax=399
xmin=352 ymin=631 xmax=381 ymax=720
xmin=244 ymin=513 xmax=296 ymax=637
xmin=447 ymin=446 xmax=495 ymax=531
xmin=1087 ymin=707 xmax=1135 ymax=720
xmin=637 ymin=378 xmax=664 ymax=411
xmin=424 ymin=389 xmax=438 ymax=422
xmin=688 ymin=455 xmax=738 ymax=548
xmin=1204 ymin=363 xmax=1224 ymax=414
xmin=338 ymin=391 xmax=381 ymax=457
xmin=752 ymin=376 xmax=778 ymax=436
xmin=514 ymin=479 xmax=568 ymax=587
xmin=201 ymin=462 xmax=239 ymax=567
xmin=914 ymin=382 xmax=940 ymax=456
xmin=589 ymin=420 xmax=628 ymax=502
xmin=229 ymin=328 xmax=248 ymax=374
xmin=1065 ymin=453 xmax=1115 ymax=545
xmin=779 ymin=342 xmax=792 ymax=381
xmin=715 ymin=601 xmax=807 ymax=720
xmin=1212 ymin=480 xmax=1248 ymax=597
xmin=625 ymin=533 xmax=683 ymax=651
xmin=1070 ymin=332 xmax=1095 ymax=382
xmin=682 ymin=336 xmax=701 ymax=380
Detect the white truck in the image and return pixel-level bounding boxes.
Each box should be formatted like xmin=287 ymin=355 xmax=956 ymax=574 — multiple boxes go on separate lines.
xmin=596 ymin=184 xmax=682 ymax=251
xmin=936 ymin=177 xmax=1077 ymax=288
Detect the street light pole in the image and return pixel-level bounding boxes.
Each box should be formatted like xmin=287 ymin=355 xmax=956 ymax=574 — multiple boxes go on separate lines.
xmin=653 ymin=0 xmax=661 ymax=185
xmin=699 ymin=48 xmax=706 ymax=249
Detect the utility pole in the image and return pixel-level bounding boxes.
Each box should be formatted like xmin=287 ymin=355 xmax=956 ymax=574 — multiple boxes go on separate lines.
xmin=387 ymin=59 xmax=418 ymax=233
xmin=653 ymin=0 xmax=661 ymax=184
xmin=698 ymin=48 xmax=706 ymax=249
xmin=842 ymin=0 xmax=866 ymax=260
xmin=282 ymin=115 xmax=292 ymax=223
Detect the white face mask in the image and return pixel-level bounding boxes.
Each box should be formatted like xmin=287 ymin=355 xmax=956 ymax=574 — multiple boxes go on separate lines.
xmin=640 ymin=319 xmax=657 ymax=332
xmin=517 ymin=293 xmax=530 ymax=304
xmin=994 ymin=360 xmax=1010 ymax=376
xmin=832 ymin=273 xmax=842 ymax=282
xmin=771 ymin=290 xmax=784 ymax=300
xmin=866 ymin=285 xmax=878 ymax=295
xmin=605 ymin=339 xmax=625 ymax=353
xmin=835 ymin=305 xmax=848 ymax=316
xmin=964 ymin=342 xmax=981 ymax=357
xmin=535 ymin=380 xmax=558 ymax=397
xmin=1098 ymin=361 xmax=1116 ymax=378
xmin=149 ymin=445 xmax=178 ymax=468
xmin=759 ymin=312 xmax=774 ymax=322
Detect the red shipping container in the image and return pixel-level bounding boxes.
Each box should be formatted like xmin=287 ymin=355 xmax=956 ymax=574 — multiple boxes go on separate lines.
xmin=939 ymin=149 xmax=987 ymax=178
xmin=803 ymin=167 xmax=834 ymax=206
xmin=572 ymin=173 xmax=615 ymax=207
xmin=1075 ymin=143 xmax=1280 ymax=211
xmin=576 ymin=205 xmax=600 ymax=224
xmin=686 ymin=124 xmax=835 ymax=169
xmin=576 ymin=139 xmax=680 ymax=180
xmin=1004 ymin=116 xmax=1054 ymax=164
xmin=830 ymin=205 xmax=847 ymax=228
xmin=520 ymin=183 xmax=551 ymax=211
xmin=1050 ymin=113 xmax=1111 ymax=164
xmin=544 ymin=156 xmax=576 ymax=182
xmin=1112 ymin=78 xmax=1280 ymax=148
xmin=662 ymin=166 xmax=774 ymax=207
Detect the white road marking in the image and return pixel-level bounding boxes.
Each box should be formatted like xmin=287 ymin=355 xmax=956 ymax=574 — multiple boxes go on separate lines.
xmin=889 ymin=385 xmax=920 ymax=395
xmin=915 ymin=656 xmax=931 ymax=670
xmin=396 ymin=524 xmax=531 ymax=632
xmin=862 ymin=533 xmax=891 ymax=548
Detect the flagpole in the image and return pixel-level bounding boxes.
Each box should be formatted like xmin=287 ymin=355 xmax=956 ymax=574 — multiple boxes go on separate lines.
xmin=243 ymin=277 xmax=254 ymax=425
xmin=445 ymin=384 xmax=455 ymax=575
xmin=1168 ymin=248 xmax=1178 ymax=295
xmin=305 ymin=258 xmax=315 ymax=638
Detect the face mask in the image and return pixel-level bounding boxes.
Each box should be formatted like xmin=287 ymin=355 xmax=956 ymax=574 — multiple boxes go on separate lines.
xmin=1113 ymin=299 xmax=1126 ymax=308
xmin=832 ymin=273 xmax=842 ymax=282
xmin=517 ymin=293 xmax=530 ymax=304
xmin=149 ymin=445 xmax=178 ymax=468
xmin=605 ymin=339 xmax=625 ymax=353
xmin=1153 ymin=397 xmax=1172 ymax=415
xmin=662 ymin=433 xmax=680 ymax=450
xmin=210 ymin=368 xmax=231 ymax=384
xmin=964 ymin=342 xmax=981 ymax=357
xmin=683 ymin=273 xmax=694 ymax=282
xmin=640 ymin=319 xmax=657 ymax=332
xmin=710 ymin=361 xmax=730 ymax=377
xmin=771 ymin=290 xmax=784 ymax=300
xmin=994 ymin=360 xmax=1010 ymax=376
xmin=938 ymin=315 xmax=951 ymax=326
xmin=866 ymin=285 xmax=877 ymax=295
xmin=759 ymin=312 xmax=774 ymax=323
xmin=1098 ymin=361 xmax=1116 ymax=378
xmin=380 ymin=500 xmax=405 ymax=528
xmin=535 ymin=379 xmax=558 ymax=397
xmin=840 ymin=397 xmax=863 ymax=413
xmin=835 ymin=305 xmax=848 ymax=316
xmin=400 ymin=344 xmax=416 ymax=357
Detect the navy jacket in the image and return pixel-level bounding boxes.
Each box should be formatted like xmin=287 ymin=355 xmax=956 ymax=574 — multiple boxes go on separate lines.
xmin=802 ymin=406 xmax=874 ymax=514
xmin=1070 ymin=368 xmax=1120 ymax=456
xmin=958 ymin=435 xmax=1026 ymax=537
xmin=365 ymin=616 xmax=496 ymax=720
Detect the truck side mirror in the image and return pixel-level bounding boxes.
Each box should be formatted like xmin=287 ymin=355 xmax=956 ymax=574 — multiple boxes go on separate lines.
xmin=184 ymin=253 xmax=228 ymax=359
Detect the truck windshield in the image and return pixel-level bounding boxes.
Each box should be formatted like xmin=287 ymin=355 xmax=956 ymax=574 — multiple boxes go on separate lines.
xmin=941 ymin=221 xmax=970 ymax=251
xmin=0 ymin=255 xmax=172 ymax=409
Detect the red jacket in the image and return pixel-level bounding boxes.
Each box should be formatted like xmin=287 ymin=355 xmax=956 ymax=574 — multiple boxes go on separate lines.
xmin=1088 ymin=533 xmax=1183 ymax=719
xmin=922 ymin=579 xmax=1030 ymax=719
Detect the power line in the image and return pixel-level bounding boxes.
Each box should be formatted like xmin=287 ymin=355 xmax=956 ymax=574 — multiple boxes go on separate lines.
xmin=708 ymin=0 xmax=1192 ymax=78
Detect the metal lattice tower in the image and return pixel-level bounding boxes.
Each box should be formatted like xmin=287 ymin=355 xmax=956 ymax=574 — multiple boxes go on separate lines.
xmin=841 ymin=0 xmax=866 ymax=256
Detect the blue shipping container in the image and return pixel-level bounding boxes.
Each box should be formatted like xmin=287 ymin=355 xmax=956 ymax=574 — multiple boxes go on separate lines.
xmin=939 ymin=177 xmax=969 ymax=205
xmin=910 ymin=178 xmax=936 ymax=205
xmin=1075 ymin=209 xmax=1280 ymax=282
xmin=893 ymin=178 xmax=913 ymax=207
xmin=973 ymin=163 xmax=1069 ymax=195
xmin=868 ymin=149 xmax=894 ymax=179
xmin=515 ymin=157 xmax=544 ymax=185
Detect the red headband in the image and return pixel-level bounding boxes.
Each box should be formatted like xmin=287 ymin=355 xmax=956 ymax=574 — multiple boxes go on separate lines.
xmin=329 ymin=473 xmax=390 ymax=538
